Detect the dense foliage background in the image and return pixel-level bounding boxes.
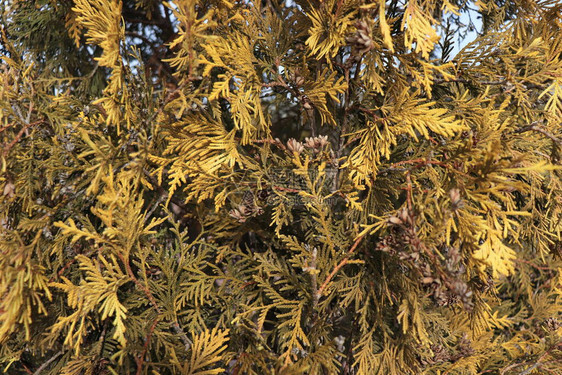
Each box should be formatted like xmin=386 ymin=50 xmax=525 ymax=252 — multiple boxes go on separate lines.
xmin=1 ymin=0 xmax=562 ymax=374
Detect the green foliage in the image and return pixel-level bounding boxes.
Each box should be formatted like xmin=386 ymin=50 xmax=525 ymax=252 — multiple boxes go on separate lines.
xmin=1 ymin=0 xmax=562 ymax=374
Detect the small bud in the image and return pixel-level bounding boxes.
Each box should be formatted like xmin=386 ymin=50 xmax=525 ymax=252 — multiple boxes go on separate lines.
xmin=2 ymin=182 xmax=15 ymax=198
xmin=388 ymin=216 xmax=403 ymax=225
xmin=304 ymin=136 xmax=330 ymax=151
xmin=229 ymin=208 xmax=246 ymax=223
xmin=304 ymin=137 xmax=316 ymax=149
xmin=287 ymin=138 xmax=304 ymax=154
xmin=398 ymin=208 xmax=409 ymax=223
xmin=317 ymin=135 xmax=329 ymax=148
xmin=422 ymin=277 xmax=434 ymax=284
xmin=238 ymin=204 xmax=253 ymax=216
xmin=289 ymin=70 xmax=305 ymax=86
xmin=347 ymin=19 xmax=374 ymax=56
xmin=449 ymin=188 xmax=463 ymax=210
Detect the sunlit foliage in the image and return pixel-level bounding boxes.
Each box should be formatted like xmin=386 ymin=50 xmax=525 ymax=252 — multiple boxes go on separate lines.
xmin=1 ymin=0 xmax=562 ymax=374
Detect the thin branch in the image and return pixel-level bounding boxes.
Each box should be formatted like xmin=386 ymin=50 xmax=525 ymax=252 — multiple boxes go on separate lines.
xmin=21 ymin=364 xmax=33 ymax=375
xmin=252 ymin=138 xmax=287 ymax=150
xmin=391 ymin=158 xmax=448 ymax=169
xmin=405 ymin=171 xmax=413 ymax=213
xmin=25 ymin=102 xmax=34 ymax=125
xmin=261 ymin=81 xmax=287 ymax=89
xmin=516 ymin=122 xmax=562 ymax=147
xmin=144 ymin=190 xmax=167 ymax=224
xmin=356 ymin=106 xmax=384 ymax=121
xmin=32 ymin=351 xmax=63 ymax=375
xmin=98 ymin=320 xmax=108 ymax=357
xmin=85 ymin=61 xmax=99 ymax=79
xmin=136 ymin=317 xmax=159 ymax=375
xmin=2 ymin=120 xmax=44 ymax=157
xmin=272 ymin=186 xmax=301 ymax=193
xmin=515 ymin=258 xmax=557 ymax=271
xmin=0 ymin=122 xmax=15 ymax=134
xmin=317 ymin=235 xmax=365 ymax=299
xmin=518 ymin=362 xmax=542 ymax=375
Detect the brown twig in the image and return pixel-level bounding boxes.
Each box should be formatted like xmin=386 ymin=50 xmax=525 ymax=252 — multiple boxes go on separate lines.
xmin=272 ymin=186 xmax=301 ymax=193
xmin=515 ymin=122 xmax=562 ymax=147
xmin=405 ymin=171 xmax=413 ymax=213
xmin=49 ymin=244 xmax=95 ymax=282
xmin=392 ymin=158 xmax=448 ymax=169
xmin=51 ymin=258 xmax=78 ymax=282
xmin=2 ymin=120 xmax=44 ymax=157
xmin=316 ymin=235 xmax=365 ymax=299
xmin=261 ymin=81 xmax=287 ymax=88
xmin=356 ymin=106 xmax=384 ymax=121
xmin=252 ymin=138 xmax=287 ymax=150
xmin=21 ymin=363 xmax=33 ymax=375
xmin=32 ymin=351 xmax=63 ymax=375
xmin=515 ymin=258 xmax=557 ymax=271
xmin=0 ymin=122 xmax=15 ymax=134
xmin=135 ymin=317 xmax=159 ymax=375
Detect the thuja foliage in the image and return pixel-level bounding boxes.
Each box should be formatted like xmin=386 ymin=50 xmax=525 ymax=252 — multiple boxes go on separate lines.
xmin=1 ymin=0 xmax=562 ymax=373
